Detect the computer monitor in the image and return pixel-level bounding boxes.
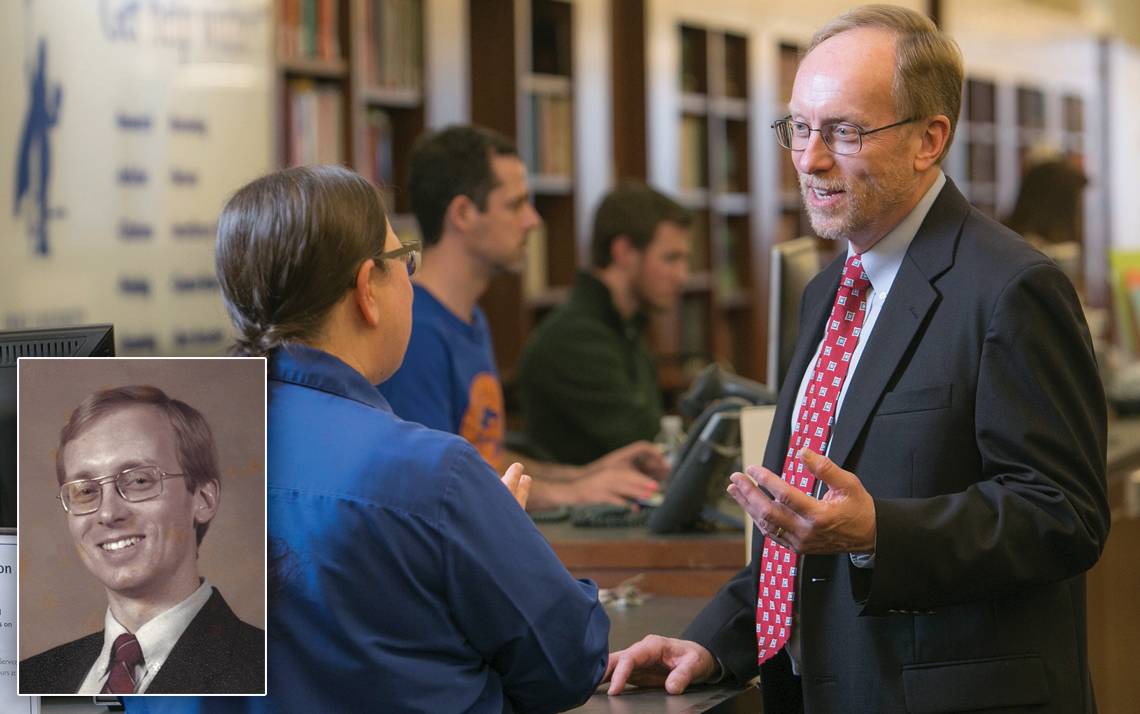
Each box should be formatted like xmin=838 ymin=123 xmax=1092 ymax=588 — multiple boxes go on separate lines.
xmin=766 ymin=237 xmax=822 ymax=392
xmin=0 ymin=325 xmax=115 ymax=528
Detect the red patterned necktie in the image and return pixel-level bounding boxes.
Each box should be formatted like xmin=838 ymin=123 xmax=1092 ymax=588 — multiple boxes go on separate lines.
xmin=756 ymin=253 xmax=871 ymax=665
xmin=101 ymin=632 xmax=145 ymax=694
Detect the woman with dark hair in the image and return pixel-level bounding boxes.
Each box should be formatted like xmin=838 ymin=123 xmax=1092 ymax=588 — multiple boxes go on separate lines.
xmin=1004 ymin=158 xmax=1089 ymax=290
xmin=124 ymin=165 xmax=609 ymax=713
xmin=1004 ymin=159 xmax=1088 ymax=246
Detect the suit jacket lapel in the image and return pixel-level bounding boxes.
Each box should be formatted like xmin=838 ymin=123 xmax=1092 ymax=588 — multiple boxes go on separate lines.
xmin=826 ymin=180 xmax=970 ymax=468
xmin=67 ymin=632 xmax=105 ymax=692
xmin=147 ymin=588 xmax=229 ymax=693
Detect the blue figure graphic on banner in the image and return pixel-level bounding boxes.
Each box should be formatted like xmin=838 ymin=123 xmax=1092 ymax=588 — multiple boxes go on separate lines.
xmin=14 ymin=39 xmax=63 ymax=256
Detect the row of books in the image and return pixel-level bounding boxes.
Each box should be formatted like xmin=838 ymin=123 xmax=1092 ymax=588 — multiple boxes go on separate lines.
xmin=278 ymin=0 xmax=341 ymax=62
xmin=359 ymin=0 xmax=424 ymax=90
xmin=286 ymin=79 xmax=345 ymax=166
xmin=529 ymin=94 xmax=572 ymax=178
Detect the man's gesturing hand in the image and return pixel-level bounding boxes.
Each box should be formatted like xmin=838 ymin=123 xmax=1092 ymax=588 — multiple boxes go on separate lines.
xmin=726 ymin=447 xmax=876 ymax=554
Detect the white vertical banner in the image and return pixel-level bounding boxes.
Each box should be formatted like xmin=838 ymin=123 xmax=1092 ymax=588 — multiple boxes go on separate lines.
xmin=1 ymin=0 xmax=273 ymax=355
xmin=0 ymin=531 xmax=35 ymax=713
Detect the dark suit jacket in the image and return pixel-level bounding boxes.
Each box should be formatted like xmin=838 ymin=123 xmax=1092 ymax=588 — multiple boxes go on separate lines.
xmin=20 ymin=587 xmax=264 ymax=694
xmin=684 ymin=179 xmax=1110 ymax=713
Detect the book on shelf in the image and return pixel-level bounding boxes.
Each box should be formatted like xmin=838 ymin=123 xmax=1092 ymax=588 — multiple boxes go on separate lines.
xmin=287 ymin=78 xmax=345 ymax=165
xmin=529 ymin=93 xmax=572 ymax=178
xmin=279 ymin=0 xmax=341 ymax=62
xmin=778 ymin=43 xmax=799 ymax=101
xmin=688 ymin=218 xmax=708 ymax=274
xmin=361 ymin=0 xmax=423 ymax=90
xmin=777 ymin=210 xmax=802 ymax=244
xmin=967 ymin=78 xmax=996 ymax=123
xmin=721 ymin=137 xmax=743 ymax=193
xmin=715 ymin=224 xmax=740 ymax=297
xmin=364 ymin=107 xmax=398 ymax=207
xmin=1062 ymin=95 xmax=1084 ymax=133
xmin=1016 ymin=86 xmax=1046 ymax=129
xmin=723 ymin=35 xmax=747 ymax=98
xmin=523 ymin=223 xmax=549 ymax=301
xmin=679 ymin=115 xmax=706 ymax=190
xmin=968 ymin=142 xmax=996 ymax=183
xmin=679 ymin=27 xmax=705 ymax=94
xmin=780 ymin=152 xmax=799 ymax=195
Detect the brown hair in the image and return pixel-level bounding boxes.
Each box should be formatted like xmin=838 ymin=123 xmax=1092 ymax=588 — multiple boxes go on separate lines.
xmin=408 ymin=124 xmax=520 ymax=248
xmin=57 ymin=385 xmax=220 ymax=545
xmin=806 ymin=4 xmax=964 ymax=162
xmin=591 ymin=181 xmax=693 ymax=268
xmin=1005 ymin=159 xmax=1088 ymax=244
xmin=215 ymin=165 xmax=391 ymax=357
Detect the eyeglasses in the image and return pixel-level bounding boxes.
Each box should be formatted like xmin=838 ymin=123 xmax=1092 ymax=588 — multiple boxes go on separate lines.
xmin=59 ymin=466 xmax=187 ymax=515
xmin=771 ymin=116 xmax=918 ymax=156
xmin=375 ymin=241 xmax=421 ymax=277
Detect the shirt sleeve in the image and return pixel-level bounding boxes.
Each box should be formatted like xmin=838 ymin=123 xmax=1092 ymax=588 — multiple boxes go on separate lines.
xmin=438 ymin=443 xmax=610 ymax=712
xmin=379 ymin=323 xmax=460 ymax=433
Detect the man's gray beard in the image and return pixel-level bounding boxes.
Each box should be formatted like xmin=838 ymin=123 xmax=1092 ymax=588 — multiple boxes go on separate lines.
xmin=804 ymin=207 xmax=843 ymax=241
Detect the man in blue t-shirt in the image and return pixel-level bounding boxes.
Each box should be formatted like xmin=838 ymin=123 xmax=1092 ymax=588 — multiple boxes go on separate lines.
xmin=380 ymin=125 xmax=667 ymax=509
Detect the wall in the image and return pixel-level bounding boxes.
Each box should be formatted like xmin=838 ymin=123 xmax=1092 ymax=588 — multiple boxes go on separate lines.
xmin=1 ymin=0 xmax=273 ymax=355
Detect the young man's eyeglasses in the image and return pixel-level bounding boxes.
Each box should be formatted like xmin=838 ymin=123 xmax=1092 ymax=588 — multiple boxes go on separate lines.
xmin=59 ymin=465 xmax=188 ymax=515
xmin=771 ymin=116 xmax=918 ymax=156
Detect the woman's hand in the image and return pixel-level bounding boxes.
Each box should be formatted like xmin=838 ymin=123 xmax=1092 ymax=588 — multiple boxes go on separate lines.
xmin=500 ymin=462 xmax=533 ymax=509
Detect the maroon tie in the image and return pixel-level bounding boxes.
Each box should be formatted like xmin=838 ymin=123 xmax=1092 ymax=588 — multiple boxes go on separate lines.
xmin=101 ymin=632 xmax=145 ymax=694
xmin=756 ymin=254 xmax=871 ymax=665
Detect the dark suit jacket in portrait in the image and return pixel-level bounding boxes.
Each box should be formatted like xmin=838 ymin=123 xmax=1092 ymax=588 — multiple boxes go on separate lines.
xmin=684 ymin=179 xmax=1110 ymax=713
xmin=20 ymin=587 xmax=264 ymax=694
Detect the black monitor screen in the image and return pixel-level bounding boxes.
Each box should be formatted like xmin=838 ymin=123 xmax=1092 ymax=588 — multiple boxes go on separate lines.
xmin=0 ymin=324 xmax=115 ymax=528
xmin=767 ymin=237 xmax=822 ymax=392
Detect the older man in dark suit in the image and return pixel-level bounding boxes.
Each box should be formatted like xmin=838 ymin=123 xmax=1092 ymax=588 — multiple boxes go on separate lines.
xmin=20 ymin=386 xmax=263 ymax=694
xmin=605 ymin=5 xmax=1108 ymax=713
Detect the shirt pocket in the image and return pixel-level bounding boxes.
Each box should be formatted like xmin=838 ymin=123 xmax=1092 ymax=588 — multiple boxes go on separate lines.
xmin=876 ymin=383 xmax=952 ymax=417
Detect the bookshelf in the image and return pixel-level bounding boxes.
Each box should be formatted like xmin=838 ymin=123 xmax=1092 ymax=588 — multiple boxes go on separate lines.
xmin=276 ymin=0 xmax=426 ymax=221
xmin=959 ymin=76 xmax=999 ymax=218
xmin=470 ymin=0 xmax=582 ymax=379
xmin=644 ymin=22 xmax=768 ymax=391
xmin=946 ymin=70 xmax=1102 ymax=311
xmin=1061 ymin=93 xmax=1085 ymax=171
xmin=950 ymin=75 xmax=1091 ymax=235
xmin=775 ymin=41 xmax=813 ymax=245
xmin=277 ymin=0 xmax=350 ymax=166
xmin=351 ymin=0 xmax=425 ymax=218
xmin=1015 ymin=84 xmax=1047 ymax=175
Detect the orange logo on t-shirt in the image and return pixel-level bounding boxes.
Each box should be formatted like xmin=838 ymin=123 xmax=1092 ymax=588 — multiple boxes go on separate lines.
xmin=459 ymin=372 xmax=505 ymax=470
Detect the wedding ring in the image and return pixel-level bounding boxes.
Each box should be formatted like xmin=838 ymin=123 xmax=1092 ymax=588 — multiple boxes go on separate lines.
xmin=773 ymin=525 xmax=784 ymax=539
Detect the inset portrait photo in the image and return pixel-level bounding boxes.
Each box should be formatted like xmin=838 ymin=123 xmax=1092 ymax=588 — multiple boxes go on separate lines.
xmin=16 ymin=357 xmax=266 ymax=696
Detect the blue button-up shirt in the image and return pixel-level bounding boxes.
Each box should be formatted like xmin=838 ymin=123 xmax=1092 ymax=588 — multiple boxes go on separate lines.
xmin=124 ymin=345 xmax=608 ymax=713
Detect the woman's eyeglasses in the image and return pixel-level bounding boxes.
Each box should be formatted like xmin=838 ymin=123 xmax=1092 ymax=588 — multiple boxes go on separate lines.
xmin=375 ymin=242 xmax=421 ymax=277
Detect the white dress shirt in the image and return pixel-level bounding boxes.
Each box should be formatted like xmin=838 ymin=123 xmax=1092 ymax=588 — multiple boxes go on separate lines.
xmin=78 ymin=579 xmax=214 ymax=694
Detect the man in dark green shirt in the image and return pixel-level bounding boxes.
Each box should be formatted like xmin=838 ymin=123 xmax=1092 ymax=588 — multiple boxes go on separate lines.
xmin=517 ymin=182 xmax=693 ymax=465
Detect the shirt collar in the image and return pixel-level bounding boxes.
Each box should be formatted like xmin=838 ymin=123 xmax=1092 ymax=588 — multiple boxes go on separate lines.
xmin=849 ymin=171 xmax=946 ymax=295
xmin=270 ymin=343 xmax=394 ymax=412
xmin=95 ymin=579 xmax=214 ymax=682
